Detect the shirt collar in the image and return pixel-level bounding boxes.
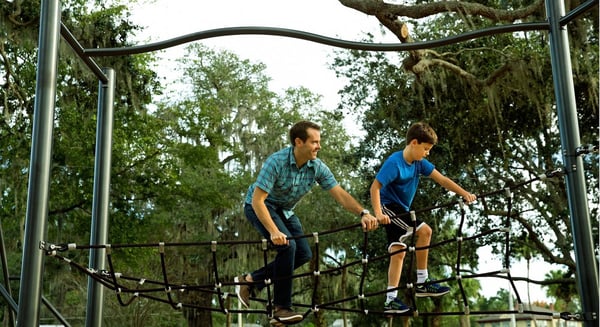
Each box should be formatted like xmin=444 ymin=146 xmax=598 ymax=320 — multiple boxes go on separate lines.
xmin=288 ymin=146 xmax=314 ymax=168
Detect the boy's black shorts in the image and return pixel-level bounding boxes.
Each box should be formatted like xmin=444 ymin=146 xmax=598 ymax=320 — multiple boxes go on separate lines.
xmin=381 ymin=203 xmax=425 ymax=252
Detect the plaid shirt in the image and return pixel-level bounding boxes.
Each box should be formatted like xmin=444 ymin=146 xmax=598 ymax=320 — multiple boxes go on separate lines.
xmin=245 ymin=146 xmax=338 ymax=218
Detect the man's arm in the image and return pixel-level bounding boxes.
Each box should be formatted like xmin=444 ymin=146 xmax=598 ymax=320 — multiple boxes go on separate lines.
xmin=429 ymin=169 xmax=477 ymax=203
xmin=251 ymin=187 xmax=289 ymax=245
xmin=328 ymin=185 xmax=379 ymax=231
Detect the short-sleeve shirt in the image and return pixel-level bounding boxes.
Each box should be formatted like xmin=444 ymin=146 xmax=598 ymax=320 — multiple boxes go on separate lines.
xmin=245 ymin=146 xmax=338 ymax=218
xmin=376 ymin=150 xmax=435 ymax=212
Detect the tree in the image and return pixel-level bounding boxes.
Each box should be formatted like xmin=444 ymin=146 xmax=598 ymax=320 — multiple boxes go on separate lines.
xmin=332 ymin=0 xmax=598 ymax=321
xmin=1 ymin=1 xmax=181 ymax=325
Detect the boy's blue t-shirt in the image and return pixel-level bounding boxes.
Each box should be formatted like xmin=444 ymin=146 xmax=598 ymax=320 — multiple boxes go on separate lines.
xmin=376 ymin=150 xmax=435 ymax=211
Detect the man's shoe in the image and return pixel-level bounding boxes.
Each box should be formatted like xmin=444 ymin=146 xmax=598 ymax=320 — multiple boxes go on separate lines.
xmin=415 ymin=278 xmax=450 ymax=297
xmin=384 ymin=297 xmax=411 ymax=313
xmin=234 ymin=274 xmax=253 ymax=308
xmin=270 ymin=307 xmax=303 ymax=325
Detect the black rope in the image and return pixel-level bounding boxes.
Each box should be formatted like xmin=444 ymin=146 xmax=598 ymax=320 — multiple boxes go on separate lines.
xmin=43 ymin=170 xmax=581 ymax=321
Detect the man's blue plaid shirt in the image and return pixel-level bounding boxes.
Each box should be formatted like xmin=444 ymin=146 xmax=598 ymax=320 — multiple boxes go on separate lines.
xmin=245 ymin=146 xmax=338 ymax=218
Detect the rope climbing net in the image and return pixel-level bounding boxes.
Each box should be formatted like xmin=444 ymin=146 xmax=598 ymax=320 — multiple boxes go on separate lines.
xmin=43 ymin=168 xmax=584 ymax=323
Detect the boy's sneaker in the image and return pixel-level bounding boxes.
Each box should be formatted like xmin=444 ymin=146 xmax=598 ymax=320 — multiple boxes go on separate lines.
xmin=415 ymin=278 xmax=450 ymax=297
xmin=234 ymin=274 xmax=253 ymax=308
xmin=270 ymin=307 xmax=303 ymax=325
xmin=384 ymin=297 xmax=411 ymax=313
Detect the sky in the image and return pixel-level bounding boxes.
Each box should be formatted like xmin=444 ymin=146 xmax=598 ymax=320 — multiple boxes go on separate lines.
xmin=129 ymin=0 xmax=558 ymax=304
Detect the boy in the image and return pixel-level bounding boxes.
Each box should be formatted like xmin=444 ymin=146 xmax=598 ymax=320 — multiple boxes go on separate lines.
xmin=370 ymin=122 xmax=476 ymax=313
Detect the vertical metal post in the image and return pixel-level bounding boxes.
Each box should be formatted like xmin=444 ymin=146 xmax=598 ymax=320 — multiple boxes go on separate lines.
xmin=546 ymin=1 xmax=599 ymax=325
xmin=16 ymin=1 xmax=61 ymax=326
xmin=85 ymin=68 xmax=115 ymax=327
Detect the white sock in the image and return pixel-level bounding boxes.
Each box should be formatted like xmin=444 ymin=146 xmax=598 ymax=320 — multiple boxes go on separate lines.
xmin=417 ymin=269 xmax=428 ymax=284
xmin=386 ymin=286 xmax=398 ymax=303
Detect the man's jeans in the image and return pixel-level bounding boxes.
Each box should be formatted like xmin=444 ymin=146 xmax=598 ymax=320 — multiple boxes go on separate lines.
xmin=244 ymin=203 xmax=312 ymax=308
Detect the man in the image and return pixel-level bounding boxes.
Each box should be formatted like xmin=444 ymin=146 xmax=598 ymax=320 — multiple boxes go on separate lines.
xmin=236 ymin=120 xmax=378 ymax=325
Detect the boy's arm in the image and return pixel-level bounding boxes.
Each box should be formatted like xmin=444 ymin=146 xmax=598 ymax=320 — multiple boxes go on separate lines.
xmin=370 ymin=179 xmax=390 ymax=225
xmin=429 ymin=169 xmax=477 ymax=203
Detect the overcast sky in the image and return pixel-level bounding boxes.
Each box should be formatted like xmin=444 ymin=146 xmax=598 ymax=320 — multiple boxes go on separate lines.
xmin=129 ymin=0 xmax=556 ymax=304
xmin=130 ymin=0 xmax=398 ymax=112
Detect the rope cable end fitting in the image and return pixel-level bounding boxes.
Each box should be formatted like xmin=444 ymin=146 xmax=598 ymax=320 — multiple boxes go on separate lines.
xmin=68 ymin=243 xmax=77 ymax=250
xmin=313 ymin=232 xmax=319 ymax=244
xmin=211 ymin=241 xmax=217 ymax=252
xmin=159 ymin=242 xmax=165 ymax=253
xmin=138 ymin=278 xmax=146 ymax=285
xmin=576 ymin=144 xmax=598 ymax=155
xmin=408 ymin=246 xmax=416 ymax=253
xmin=261 ymin=239 xmax=268 ymax=250
xmin=544 ymin=168 xmax=564 ymax=179
xmin=180 ymin=285 xmax=186 ymax=293
xmin=361 ymin=258 xmax=369 ymax=264
xmin=463 ymin=305 xmax=470 ymax=315
xmin=313 ymin=270 xmax=320 ymax=276
xmin=410 ymin=211 xmax=416 ymax=222
xmin=176 ymin=303 xmax=182 ymax=310
xmin=504 ymin=187 xmax=512 ymax=198
xmin=105 ymin=244 xmax=111 ymax=255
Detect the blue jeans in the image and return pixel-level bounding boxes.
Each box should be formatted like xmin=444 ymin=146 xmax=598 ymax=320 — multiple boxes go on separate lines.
xmin=244 ymin=203 xmax=312 ymax=308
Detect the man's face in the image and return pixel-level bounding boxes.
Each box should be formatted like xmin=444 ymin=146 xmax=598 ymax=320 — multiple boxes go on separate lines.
xmin=296 ymin=128 xmax=321 ymax=160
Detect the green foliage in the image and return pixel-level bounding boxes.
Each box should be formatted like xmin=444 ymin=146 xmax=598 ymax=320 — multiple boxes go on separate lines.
xmin=331 ymin=1 xmax=598 ymax=324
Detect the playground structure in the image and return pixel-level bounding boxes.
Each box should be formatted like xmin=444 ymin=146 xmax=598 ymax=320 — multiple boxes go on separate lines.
xmin=4 ymin=0 xmax=598 ymax=326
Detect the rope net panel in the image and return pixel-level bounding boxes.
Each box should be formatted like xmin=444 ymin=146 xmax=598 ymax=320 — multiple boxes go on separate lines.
xmin=43 ymin=169 xmax=582 ymax=322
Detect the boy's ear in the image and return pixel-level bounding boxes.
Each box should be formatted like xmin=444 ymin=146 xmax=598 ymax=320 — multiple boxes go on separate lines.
xmin=408 ymin=139 xmax=418 ymax=145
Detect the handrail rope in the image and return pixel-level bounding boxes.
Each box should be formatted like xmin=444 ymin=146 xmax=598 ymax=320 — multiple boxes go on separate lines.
xmin=210 ymin=241 xmax=228 ymax=313
xmin=310 ymin=232 xmax=321 ymax=315
xmin=261 ymin=239 xmax=275 ymax=318
xmin=157 ymin=243 xmax=183 ymax=310
xmin=455 ymin=200 xmax=470 ymax=311
xmin=357 ymin=231 xmax=370 ymax=314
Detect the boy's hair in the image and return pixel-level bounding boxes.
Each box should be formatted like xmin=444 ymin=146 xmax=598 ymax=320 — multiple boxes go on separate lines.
xmin=290 ymin=120 xmax=321 ymax=145
xmin=406 ymin=122 xmax=438 ymax=145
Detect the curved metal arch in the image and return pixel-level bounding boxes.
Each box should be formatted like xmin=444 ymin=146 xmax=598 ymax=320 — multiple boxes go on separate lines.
xmin=83 ymin=22 xmax=550 ymax=57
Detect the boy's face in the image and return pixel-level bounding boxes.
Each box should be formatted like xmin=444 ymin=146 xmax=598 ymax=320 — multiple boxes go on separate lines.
xmin=410 ymin=140 xmax=434 ymax=160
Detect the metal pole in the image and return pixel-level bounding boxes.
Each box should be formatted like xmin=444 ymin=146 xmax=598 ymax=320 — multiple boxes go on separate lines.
xmin=545 ymin=1 xmax=599 ymax=325
xmin=16 ymin=0 xmax=61 ymax=326
xmin=85 ymin=68 xmax=115 ymax=327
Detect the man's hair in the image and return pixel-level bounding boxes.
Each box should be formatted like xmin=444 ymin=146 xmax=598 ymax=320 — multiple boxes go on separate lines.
xmin=290 ymin=120 xmax=321 ymax=145
xmin=406 ymin=122 xmax=438 ymax=145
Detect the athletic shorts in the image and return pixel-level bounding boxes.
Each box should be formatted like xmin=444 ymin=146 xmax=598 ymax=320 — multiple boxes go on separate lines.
xmin=381 ymin=203 xmax=425 ymax=252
